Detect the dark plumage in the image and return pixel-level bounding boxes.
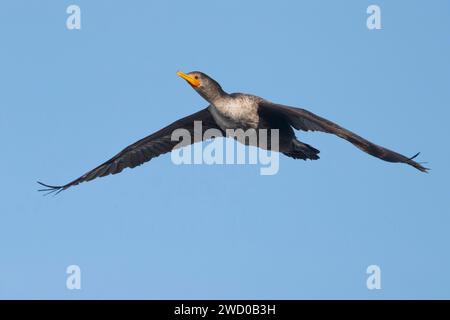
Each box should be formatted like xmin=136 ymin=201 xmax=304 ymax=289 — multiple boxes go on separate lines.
xmin=38 ymin=71 xmax=428 ymax=194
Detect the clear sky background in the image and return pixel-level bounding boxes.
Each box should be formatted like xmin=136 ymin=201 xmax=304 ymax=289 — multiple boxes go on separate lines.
xmin=0 ymin=0 xmax=449 ymax=299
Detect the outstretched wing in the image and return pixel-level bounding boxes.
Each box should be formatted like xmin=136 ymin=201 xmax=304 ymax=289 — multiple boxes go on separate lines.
xmin=38 ymin=107 xmax=220 ymax=194
xmin=258 ymin=101 xmax=429 ymax=172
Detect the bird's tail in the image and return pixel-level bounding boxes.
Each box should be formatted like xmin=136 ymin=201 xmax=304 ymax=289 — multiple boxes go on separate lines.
xmin=283 ymin=140 xmax=320 ymax=160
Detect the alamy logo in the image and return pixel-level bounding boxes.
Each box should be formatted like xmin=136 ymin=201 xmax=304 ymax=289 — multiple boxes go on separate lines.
xmin=171 ymin=121 xmax=280 ymax=175
xmin=66 ymin=5 xmax=81 ymax=30
xmin=366 ymin=265 xmax=381 ymax=290
xmin=367 ymin=5 xmax=382 ymax=30
xmin=66 ymin=265 xmax=81 ymax=290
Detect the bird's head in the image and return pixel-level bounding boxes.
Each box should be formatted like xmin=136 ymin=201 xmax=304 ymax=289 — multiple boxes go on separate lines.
xmin=177 ymin=71 xmax=226 ymax=103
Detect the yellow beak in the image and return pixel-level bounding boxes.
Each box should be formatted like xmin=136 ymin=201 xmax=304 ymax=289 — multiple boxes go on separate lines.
xmin=177 ymin=71 xmax=201 ymax=87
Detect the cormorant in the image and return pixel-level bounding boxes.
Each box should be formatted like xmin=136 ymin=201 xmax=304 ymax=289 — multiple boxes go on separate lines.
xmin=38 ymin=71 xmax=428 ymax=194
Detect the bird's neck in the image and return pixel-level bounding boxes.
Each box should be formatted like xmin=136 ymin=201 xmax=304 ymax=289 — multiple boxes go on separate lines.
xmin=201 ymin=87 xmax=229 ymax=106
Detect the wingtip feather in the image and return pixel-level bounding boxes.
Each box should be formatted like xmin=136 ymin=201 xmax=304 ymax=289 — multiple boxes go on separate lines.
xmin=37 ymin=181 xmax=65 ymax=195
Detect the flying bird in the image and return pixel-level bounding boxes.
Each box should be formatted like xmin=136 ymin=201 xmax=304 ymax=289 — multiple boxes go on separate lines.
xmin=38 ymin=71 xmax=428 ymax=194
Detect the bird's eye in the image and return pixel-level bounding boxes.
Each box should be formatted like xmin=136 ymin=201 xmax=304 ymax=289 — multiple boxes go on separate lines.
xmin=194 ymin=75 xmax=199 ymax=80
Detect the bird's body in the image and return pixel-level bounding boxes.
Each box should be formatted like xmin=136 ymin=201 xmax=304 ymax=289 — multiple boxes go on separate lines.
xmin=209 ymin=93 xmax=261 ymax=130
xmin=38 ymin=71 xmax=428 ymax=194
xmin=207 ymin=92 xmax=323 ymax=157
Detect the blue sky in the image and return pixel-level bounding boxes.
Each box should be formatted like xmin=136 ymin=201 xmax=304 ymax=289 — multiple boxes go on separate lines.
xmin=1 ymin=0 xmax=449 ymax=299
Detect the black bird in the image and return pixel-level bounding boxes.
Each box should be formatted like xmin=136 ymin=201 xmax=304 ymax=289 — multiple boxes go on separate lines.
xmin=38 ymin=71 xmax=428 ymax=194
